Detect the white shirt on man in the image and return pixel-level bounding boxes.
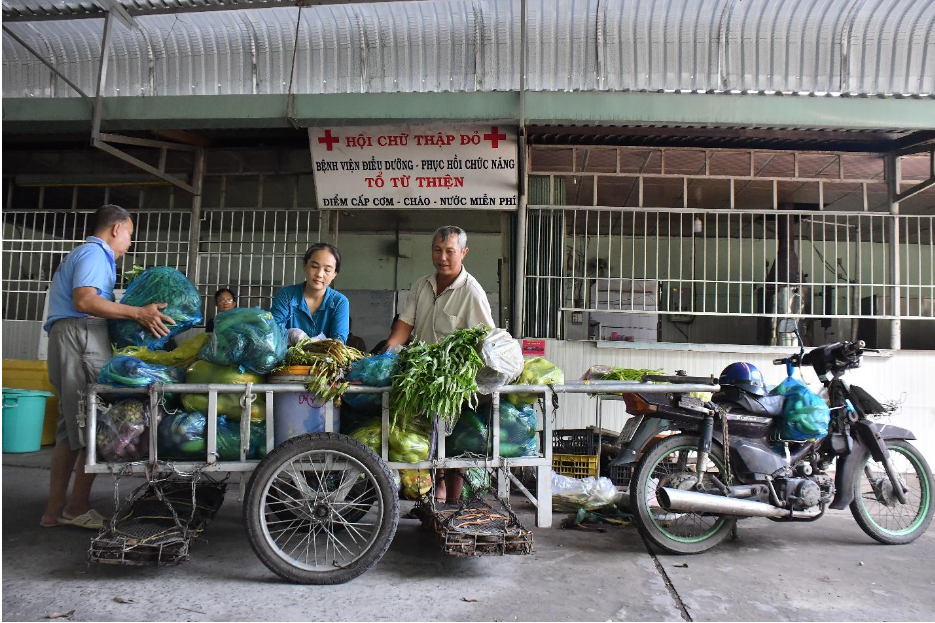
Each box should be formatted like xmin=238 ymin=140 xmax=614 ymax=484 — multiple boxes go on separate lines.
xmin=399 ymin=268 xmax=495 ymax=343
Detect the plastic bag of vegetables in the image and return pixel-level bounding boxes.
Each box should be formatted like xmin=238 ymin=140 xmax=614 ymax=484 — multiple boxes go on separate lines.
xmin=158 ymin=411 xmax=207 ymax=459
xmin=343 ymin=352 xmax=399 ymax=415
xmin=475 ymin=328 xmax=524 ymax=394
xmin=499 ymin=402 xmax=539 ymax=457
xmin=771 ymin=376 xmax=831 ymax=441
xmin=200 ymin=307 xmax=287 ymax=375
xmin=108 ymin=266 xmax=203 ymax=349
xmin=447 ymin=407 xmax=491 ymax=455
xmin=350 ymin=419 xmax=383 ymax=455
xmin=98 ymin=356 xmax=184 ymax=388
xmin=505 ymin=357 xmax=564 ymax=407
xmin=98 ymin=355 xmax=184 ymax=407
xmin=180 ymin=360 xmax=267 ymax=421
xmin=389 ymin=426 xmax=430 ymax=463
xmin=400 ymin=469 xmax=433 ymax=500
xmin=216 ymin=418 xmax=267 ymax=461
xmin=448 ymin=402 xmax=538 ymax=458
xmin=96 ymin=399 xmax=156 ymax=462
xmin=461 ymin=467 xmax=491 ymax=500
xmin=113 ymin=333 xmax=210 ymax=369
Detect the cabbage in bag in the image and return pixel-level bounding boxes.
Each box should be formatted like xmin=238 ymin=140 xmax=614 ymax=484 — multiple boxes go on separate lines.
xmin=96 ymin=398 xmax=157 ymax=462
xmin=109 ymin=266 xmax=203 ymax=349
xmin=216 ymin=419 xmax=267 ymax=461
xmin=505 ymin=357 xmax=564 ymax=407
xmin=200 ymin=307 xmax=287 ymax=375
xmin=158 ymin=412 xmax=266 ymax=460
xmin=771 ymin=376 xmax=832 ymax=441
xmin=343 ymin=352 xmax=399 ymax=415
xmin=448 ymin=402 xmax=539 ymax=458
xmin=181 ymin=360 xmax=267 ymax=421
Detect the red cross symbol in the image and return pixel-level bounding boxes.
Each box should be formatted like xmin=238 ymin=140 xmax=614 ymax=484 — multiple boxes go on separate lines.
xmin=483 ymin=126 xmax=507 ymax=148
xmin=318 ymin=129 xmax=340 ymax=151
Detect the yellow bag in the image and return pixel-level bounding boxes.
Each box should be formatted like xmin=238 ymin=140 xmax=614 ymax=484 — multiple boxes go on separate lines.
xmin=114 ymin=333 xmax=210 ymax=369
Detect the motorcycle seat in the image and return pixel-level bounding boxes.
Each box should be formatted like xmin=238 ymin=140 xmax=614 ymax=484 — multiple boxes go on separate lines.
xmin=714 ymin=387 xmax=785 ymax=418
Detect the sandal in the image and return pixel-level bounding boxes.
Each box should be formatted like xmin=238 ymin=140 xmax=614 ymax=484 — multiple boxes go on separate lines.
xmin=57 ymin=509 xmax=105 ymax=530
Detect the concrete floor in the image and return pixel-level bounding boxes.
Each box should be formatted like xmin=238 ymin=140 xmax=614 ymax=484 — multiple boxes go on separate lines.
xmin=3 ymin=448 xmax=935 ymax=622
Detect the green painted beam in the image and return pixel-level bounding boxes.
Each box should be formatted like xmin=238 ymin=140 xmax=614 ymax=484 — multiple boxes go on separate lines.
xmin=4 ymin=91 xmax=934 ymax=134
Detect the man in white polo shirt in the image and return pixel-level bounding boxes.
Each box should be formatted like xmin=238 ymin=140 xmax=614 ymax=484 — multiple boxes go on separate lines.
xmin=381 ymin=225 xmax=495 ymax=503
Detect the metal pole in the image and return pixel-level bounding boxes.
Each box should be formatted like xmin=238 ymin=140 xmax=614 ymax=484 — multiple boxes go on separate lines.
xmin=91 ymin=11 xmax=114 ymax=139
xmin=886 ymin=153 xmax=901 ymax=350
xmin=512 ymin=0 xmax=528 ymax=337
xmin=186 ymin=149 xmax=206 ymax=282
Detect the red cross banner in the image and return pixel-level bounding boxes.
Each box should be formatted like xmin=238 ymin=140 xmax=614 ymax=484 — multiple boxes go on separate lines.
xmin=308 ymin=125 xmax=518 ymax=210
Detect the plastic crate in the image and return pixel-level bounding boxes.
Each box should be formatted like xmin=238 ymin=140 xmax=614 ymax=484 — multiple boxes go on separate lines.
xmin=552 ymin=427 xmax=619 ymax=455
xmin=608 ymin=464 xmax=633 ymax=487
xmin=552 ymin=453 xmax=599 ymax=479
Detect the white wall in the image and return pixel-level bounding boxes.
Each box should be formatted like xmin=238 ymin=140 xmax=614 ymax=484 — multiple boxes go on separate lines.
xmin=536 ymin=339 xmax=935 ymax=464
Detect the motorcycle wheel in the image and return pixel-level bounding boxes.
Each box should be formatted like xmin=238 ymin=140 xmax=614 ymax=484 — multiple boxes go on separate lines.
xmin=850 ymin=439 xmax=934 ymax=545
xmin=244 ymin=432 xmax=399 ymax=584
xmin=630 ymin=433 xmax=736 ymax=555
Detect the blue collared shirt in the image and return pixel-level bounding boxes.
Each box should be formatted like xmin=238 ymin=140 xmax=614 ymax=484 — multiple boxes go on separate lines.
xmin=270 ymin=284 xmax=349 ymax=344
xmin=44 ymin=236 xmax=117 ymax=332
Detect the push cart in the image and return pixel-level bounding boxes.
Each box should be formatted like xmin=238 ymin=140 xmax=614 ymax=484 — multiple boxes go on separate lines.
xmin=83 ymin=378 xmax=718 ymax=584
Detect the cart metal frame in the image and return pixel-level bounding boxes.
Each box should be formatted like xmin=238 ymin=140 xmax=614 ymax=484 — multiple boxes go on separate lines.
xmin=83 ymin=380 xmax=719 ymax=528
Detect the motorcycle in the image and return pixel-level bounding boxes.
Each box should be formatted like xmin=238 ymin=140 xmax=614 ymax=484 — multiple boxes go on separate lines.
xmin=612 ymin=319 xmax=934 ymax=554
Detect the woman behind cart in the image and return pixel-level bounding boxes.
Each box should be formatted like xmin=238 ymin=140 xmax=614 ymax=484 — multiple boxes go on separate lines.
xmin=271 ymin=243 xmax=349 ymax=344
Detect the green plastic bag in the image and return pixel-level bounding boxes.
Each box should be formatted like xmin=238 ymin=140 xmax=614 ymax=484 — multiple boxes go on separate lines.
xmin=216 ymin=418 xmax=267 ymax=461
xmin=108 ymin=266 xmax=203 ymax=349
xmin=461 ymin=467 xmax=491 ymax=500
xmin=448 ymin=402 xmax=539 ymax=458
xmin=505 ymin=357 xmax=564 ymax=406
xmin=200 ymin=307 xmax=287 ymax=375
xmin=181 ymin=360 xmax=267 ymax=421
xmin=771 ymin=376 xmax=831 ymax=441
xmin=351 ymin=419 xmax=384 ymax=455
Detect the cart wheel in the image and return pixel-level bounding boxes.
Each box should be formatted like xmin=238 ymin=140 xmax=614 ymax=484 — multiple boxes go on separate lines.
xmin=244 ymin=432 xmax=399 ymax=584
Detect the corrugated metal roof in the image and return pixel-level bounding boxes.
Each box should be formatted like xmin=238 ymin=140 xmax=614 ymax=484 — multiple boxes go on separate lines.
xmin=3 ymin=0 xmax=933 ymax=99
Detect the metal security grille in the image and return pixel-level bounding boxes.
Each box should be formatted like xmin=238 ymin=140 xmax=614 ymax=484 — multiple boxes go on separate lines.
xmin=1 ymin=171 xmax=321 ymax=324
xmin=198 ymin=208 xmax=321 ymax=312
xmin=525 ymin=146 xmax=935 ymax=339
xmin=1 ymin=208 xmax=189 ymax=322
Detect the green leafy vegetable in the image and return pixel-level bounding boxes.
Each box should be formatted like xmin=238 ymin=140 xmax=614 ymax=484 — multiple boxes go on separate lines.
xmin=599 ymin=367 xmax=663 ymax=381
xmin=277 ymin=338 xmax=364 ymax=405
xmin=389 ymin=325 xmax=489 ymax=430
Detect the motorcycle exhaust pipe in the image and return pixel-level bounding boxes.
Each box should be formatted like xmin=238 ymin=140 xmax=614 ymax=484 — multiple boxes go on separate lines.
xmin=657 ymin=488 xmax=819 ymax=519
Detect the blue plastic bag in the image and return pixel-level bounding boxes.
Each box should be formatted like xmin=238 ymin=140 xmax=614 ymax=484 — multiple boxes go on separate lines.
xmin=199 ymin=307 xmax=287 ymax=375
xmin=98 ymin=355 xmax=184 ymax=387
xmin=108 ymin=266 xmax=203 ymax=349
xmin=771 ymin=376 xmax=831 ymax=441
xmin=158 ymin=412 xmax=266 ymax=460
xmin=343 ymin=352 xmax=399 ymax=415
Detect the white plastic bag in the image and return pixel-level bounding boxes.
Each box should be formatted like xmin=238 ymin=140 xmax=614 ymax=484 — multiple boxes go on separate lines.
xmin=475 ymin=328 xmax=524 ymax=394
xmin=550 ymin=470 xmax=623 ymax=511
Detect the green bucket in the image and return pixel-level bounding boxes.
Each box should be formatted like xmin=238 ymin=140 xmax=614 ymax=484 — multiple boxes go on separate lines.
xmin=2 ymin=388 xmax=54 ymax=453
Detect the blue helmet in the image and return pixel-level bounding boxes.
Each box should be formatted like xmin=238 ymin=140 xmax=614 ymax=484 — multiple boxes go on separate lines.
xmin=719 ymin=362 xmax=768 ymax=397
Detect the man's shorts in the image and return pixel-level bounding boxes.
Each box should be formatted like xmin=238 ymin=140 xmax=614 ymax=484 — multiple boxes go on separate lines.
xmin=47 ymin=317 xmax=111 ymax=451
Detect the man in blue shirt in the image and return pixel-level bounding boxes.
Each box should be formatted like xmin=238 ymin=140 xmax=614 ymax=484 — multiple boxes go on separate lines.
xmin=40 ymin=205 xmax=174 ymax=530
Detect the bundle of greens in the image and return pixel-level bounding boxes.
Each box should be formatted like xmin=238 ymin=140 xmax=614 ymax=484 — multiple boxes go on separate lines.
xmin=278 ymin=338 xmax=364 ymax=405
xmin=389 ymin=325 xmax=489 ymax=430
xmin=597 ymin=367 xmax=663 ymax=381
